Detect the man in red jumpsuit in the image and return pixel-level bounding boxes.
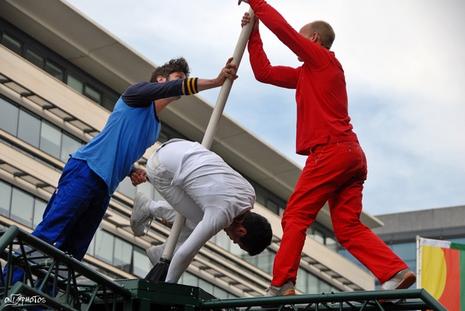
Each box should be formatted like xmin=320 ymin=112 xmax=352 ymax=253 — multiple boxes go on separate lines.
xmin=241 ymin=0 xmax=416 ymax=295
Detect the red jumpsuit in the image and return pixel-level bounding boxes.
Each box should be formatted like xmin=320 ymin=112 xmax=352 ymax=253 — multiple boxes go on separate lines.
xmin=247 ymin=0 xmax=408 ymax=286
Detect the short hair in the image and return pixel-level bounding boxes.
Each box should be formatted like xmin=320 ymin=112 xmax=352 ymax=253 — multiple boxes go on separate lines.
xmin=150 ymin=57 xmax=190 ymax=82
xmin=310 ymin=20 xmax=335 ymax=49
xmin=240 ymin=212 xmax=272 ymax=256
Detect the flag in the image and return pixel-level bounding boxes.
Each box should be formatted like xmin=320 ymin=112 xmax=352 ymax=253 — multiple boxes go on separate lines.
xmin=417 ymin=237 xmax=465 ymax=310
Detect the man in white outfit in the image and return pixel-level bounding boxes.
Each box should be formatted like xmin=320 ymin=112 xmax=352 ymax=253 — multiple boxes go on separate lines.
xmin=131 ymin=139 xmax=273 ymax=283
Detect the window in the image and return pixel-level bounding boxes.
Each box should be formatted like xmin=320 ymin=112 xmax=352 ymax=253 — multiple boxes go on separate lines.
xmin=84 ymin=85 xmax=102 ymax=103
xmin=114 ymin=237 xmax=132 ymax=272
xmin=229 ymin=242 xmax=244 ymax=256
xmin=214 ymin=231 xmax=231 ymax=252
xmin=44 ymin=59 xmax=64 ymax=81
xmin=296 ymin=268 xmax=308 ymax=292
xmin=33 ymin=199 xmax=46 ymax=228
xmin=157 ymin=132 xmax=169 ymax=143
xmin=198 ymin=279 xmax=214 ymax=295
xmin=212 ymin=287 xmax=230 ymax=299
xmin=133 ymin=247 xmax=150 ymax=278
xmin=0 ymin=97 xmax=19 ymax=135
xmin=102 ymin=95 xmax=117 ymax=111
xmin=25 ymin=49 xmax=44 ymax=67
xmin=179 ymin=272 xmax=234 ymax=299
xmin=0 ymin=98 xmax=84 ymax=162
xmin=319 ymin=282 xmax=333 ymax=293
xmin=117 ymin=177 xmax=135 ymax=199
xmin=254 ymin=191 xmax=266 ymax=207
xmin=2 ymin=32 xmax=22 ymax=53
xmin=61 ymin=133 xmax=81 ymax=162
xmin=0 ymin=180 xmax=12 ymax=217
xmin=40 ymin=122 xmax=61 ymax=158
xmin=266 ymin=199 xmax=279 ymax=214
xmin=256 ymin=249 xmax=273 ymax=274
xmin=310 ymin=229 xmax=325 ymax=244
xmin=249 ymin=180 xmax=286 ymax=216
xmin=325 ymin=236 xmax=338 ymax=251
xmin=17 ymin=110 xmax=40 ymax=147
xmin=95 ymin=229 xmax=114 ymax=263
xmin=305 ymin=271 xmax=319 ymax=293
xmin=181 ymin=272 xmax=198 ymax=287
xmin=87 ymin=236 xmax=95 ymax=256
xmin=136 ymin=180 xmax=155 ymax=200
xmin=391 ymin=242 xmax=416 ymax=262
xmin=10 ymin=188 xmax=34 ymax=227
xmin=67 ymin=74 xmax=83 ymax=93
xmin=0 ymin=20 xmax=122 ymax=121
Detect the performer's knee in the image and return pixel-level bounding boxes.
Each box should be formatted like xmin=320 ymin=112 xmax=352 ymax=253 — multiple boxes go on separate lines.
xmin=332 ymin=220 xmax=365 ymax=245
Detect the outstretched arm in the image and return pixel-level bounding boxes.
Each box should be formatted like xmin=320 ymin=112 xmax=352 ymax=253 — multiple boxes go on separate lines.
xmin=248 ymin=24 xmax=299 ymax=88
xmin=164 ymin=209 xmax=229 ymax=283
xmin=122 ymin=58 xmax=238 ymax=107
xmin=122 ymin=79 xmax=196 ymax=107
xmin=242 ymin=12 xmax=298 ymax=88
xmin=246 ymin=0 xmax=329 ymax=66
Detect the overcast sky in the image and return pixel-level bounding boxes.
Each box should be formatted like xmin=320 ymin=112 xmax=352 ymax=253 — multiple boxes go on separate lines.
xmin=67 ymin=0 xmax=465 ymax=216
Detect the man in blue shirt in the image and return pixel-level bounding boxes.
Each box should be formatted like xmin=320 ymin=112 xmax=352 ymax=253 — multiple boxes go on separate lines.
xmin=31 ymin=57 xmax=238 ymax=261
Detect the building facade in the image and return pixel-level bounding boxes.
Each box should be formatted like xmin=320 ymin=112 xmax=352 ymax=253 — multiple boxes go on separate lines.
xmin=0 ymin=0 xmax=376 ymax=298
xmin=374 ymin=205 xmax=465 ymax=276
xmin=337 ymin=205 xmax=465 ymax=288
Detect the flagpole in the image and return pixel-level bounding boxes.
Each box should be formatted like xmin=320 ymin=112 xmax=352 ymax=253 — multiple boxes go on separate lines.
xmin=416 ymin=235 xmax=421 ymax=289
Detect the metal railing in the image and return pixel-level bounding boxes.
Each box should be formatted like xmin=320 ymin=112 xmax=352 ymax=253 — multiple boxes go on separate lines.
xmin=199 ymin=289 xmax=446 ymax=311
xmin=0 ymin=225 xmax=132 ymax=310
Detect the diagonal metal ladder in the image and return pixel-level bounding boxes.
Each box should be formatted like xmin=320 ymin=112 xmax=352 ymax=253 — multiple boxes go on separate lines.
xmin=0 ymin=225 xmax=132 ymax=310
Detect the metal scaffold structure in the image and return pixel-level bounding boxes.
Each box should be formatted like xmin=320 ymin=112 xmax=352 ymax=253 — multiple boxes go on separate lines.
xmin=0 ymin=226 xmax=445 ymax=310
xmin=0 ymin=225 xmax=132 ymax=310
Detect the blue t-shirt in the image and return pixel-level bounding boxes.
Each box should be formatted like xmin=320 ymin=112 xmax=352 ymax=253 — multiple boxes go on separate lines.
xmin=72 ymin=78 xmax=198 ymax=194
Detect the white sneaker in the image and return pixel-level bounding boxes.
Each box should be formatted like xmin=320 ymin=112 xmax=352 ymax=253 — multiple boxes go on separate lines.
xmin=130 ymin=192 xmax=152 ymax=236
xmin=265 ymin=281 xmax=296 ymax=296
xmin=381 ymin=269 xmax=416 ymax=290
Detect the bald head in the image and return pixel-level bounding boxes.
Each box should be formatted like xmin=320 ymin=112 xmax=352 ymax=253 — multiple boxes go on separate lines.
xmin=299 ymin=20 xmax=335 ymax=50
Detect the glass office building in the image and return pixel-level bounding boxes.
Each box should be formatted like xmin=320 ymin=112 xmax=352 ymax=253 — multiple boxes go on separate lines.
xmin=339 ymin=205 xmax=465 ymax=287
xmin=0 ymin=0 xmax=376 ymax=298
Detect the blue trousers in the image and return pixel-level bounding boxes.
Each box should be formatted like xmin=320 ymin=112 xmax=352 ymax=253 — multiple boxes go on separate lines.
xmin=33 ymin=158 xmax=110 ymax=260
xmin=3 ymin=158 xmax=110 ymax=287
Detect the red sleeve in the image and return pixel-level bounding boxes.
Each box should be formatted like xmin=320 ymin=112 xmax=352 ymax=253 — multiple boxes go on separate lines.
xmin=248 ymin=0 xmax=330 ymax=67
xmin=248 ymin=29 xmax=299 ymax=89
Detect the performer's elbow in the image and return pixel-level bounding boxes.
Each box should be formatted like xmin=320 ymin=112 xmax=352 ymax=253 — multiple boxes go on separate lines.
xmin=253 ymin=70 xmax=272 ymax=83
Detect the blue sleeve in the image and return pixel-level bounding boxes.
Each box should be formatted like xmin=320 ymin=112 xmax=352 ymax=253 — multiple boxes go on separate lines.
xmin=122 ymin=78 xmax=199 ymax=107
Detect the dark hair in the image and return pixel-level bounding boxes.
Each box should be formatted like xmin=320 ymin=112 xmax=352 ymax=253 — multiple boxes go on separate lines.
xmin=150 ymin=57 xmax=190 ymax=82
xmin=311 ymin=20 xmax=335 ymax=49
xmin=240 ymin=212 xmax=272 ymax=256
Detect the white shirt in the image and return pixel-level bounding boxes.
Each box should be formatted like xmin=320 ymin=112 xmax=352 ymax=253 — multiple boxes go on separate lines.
xmin=146 ymin=139 xmax=255 ymax=282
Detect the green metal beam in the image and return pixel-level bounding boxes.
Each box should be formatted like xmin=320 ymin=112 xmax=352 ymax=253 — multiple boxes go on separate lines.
xmin=0 ymin=226 xmax=131 ymax=297
xmin=0 ymin=225 xmax=133 ymax=310
xmin=117 ymin=279 xmax=214 ymax=307
xmin=200 ymin=289 xmax=446 ymax=311
xmin=0 ymin=226 xmax=131 ymax=298
xmin=0 ymin=225 xmax=19 ymax=251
